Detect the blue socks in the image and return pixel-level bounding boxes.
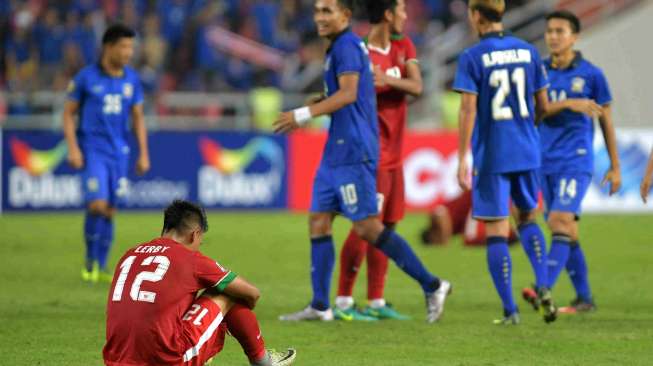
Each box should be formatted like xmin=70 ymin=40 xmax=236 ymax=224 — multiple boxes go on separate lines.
xmin=375 ymin=228 xmax=440 ymax=294
xmin=84 ymin=212 xmax=103 ymax=271
xmin=310 ymin=236 xmax=335 ymax=311
xmin=518 ymin=222 xmax=548 ymax=289
xmin=98 ymin=218 xmax=114 ymax=270
xmin=566 ymin=241 xmax=592 ymax=301
xmin=546 ymin=233 xmax=571 ymax=289
xmin=487 ymin=236 xmax=517 ymax=315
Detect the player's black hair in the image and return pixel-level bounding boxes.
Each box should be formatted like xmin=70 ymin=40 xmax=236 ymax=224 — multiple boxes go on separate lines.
xmin=162 ymin=200 xmax=209 ymax=235
xmin=336 ymin=0 xmax=355 ymax=12
xmin=546 ymin=10 xmax=581 ymax=33
xmin=101 ymin=23 xmax=136 ymax=45
xmin=470 ymin=5 xmax=503 ymax=22
xmin=366 ymin=0 xmax=398 ymax=24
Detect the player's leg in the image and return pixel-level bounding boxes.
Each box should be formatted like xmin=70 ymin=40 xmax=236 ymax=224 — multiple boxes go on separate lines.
xmin=341 ymin=163 xmax=450 ymax=322
xmin=565 ymin=232 xmax=596 ymax=312
xmin=280 ymin=165 xmax=336 ymax=321
xmin=364 ymin=168 xmax=409 ymax=319
xmin=335 ymin=228 xmax=367 ymax=312
xmin=511 ymin=170 xmax=556 ymax=323
xmin=473 ymin=172 xmax=518 ymax=324
xmin=421 ymin=206 xmax=454 ymax=245
xmin=97 ymin=159 xmax=129 ymax=280
xmin=81 ymin=155 xmax=111 ymax=282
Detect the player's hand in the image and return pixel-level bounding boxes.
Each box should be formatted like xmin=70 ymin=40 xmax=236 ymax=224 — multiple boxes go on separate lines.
xmin=273 ymin=111 xmax=300 ymax=134
xmin=373 ymin=65 xmax=387 ymax=88
xmin=601 ymin=167 xmax=621 ymax=196
xmin=67 ymin=146 xmax=84 ymax=170
xmin=136 ymin=154 xmax=150 ymax=176
xmin=641 ymin=175 xmax=652 ymax=203
xmin=457 ymin=160 xmax=471 ymax=191
xmin=568 ymin=99 xmax=603 ymax=118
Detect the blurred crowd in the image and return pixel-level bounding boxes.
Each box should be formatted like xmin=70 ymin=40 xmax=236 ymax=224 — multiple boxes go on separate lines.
xmin=1 ymin=0 xmax=532 ymax=115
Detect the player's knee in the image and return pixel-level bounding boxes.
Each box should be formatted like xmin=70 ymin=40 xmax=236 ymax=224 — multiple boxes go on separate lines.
xmin=353 ymin=218 xmax=384 ymax=243
xmin=87 ymin=200 xmax=109 ymax=216
xmin=547 ymin=213 xmax=574 ymax=235
xmin=203 ymin=293 xmax=235 ymax=314
xmin=515 ymin=209 xmax=537 ymax=226
xmin=309 ymin=213 xmax=331 ymax=237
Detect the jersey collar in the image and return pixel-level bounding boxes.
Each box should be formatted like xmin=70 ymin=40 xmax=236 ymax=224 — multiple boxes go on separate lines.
xmin=546 ymin=51 xmax=584 ymax=70
xmin=326 ymin=26 xmax=351 ymax=53
xmin=480 ymin=31 xmax=511 ymax=39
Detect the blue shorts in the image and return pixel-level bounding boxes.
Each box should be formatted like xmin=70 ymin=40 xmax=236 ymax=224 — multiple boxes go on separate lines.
xmin=541 ymin=172 xmax=591 ymax=220
xmin=310 ymin=162 xmax=379 ymax=222
xmin=472 ymin=170 xmax=539 ymax=220
xmin=81 ymin=152 xmax=129 ymax=206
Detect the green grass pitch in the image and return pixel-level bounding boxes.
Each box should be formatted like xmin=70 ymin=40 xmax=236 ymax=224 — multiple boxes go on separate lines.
xmin=1 ymin=212 xmax=652 ymax=365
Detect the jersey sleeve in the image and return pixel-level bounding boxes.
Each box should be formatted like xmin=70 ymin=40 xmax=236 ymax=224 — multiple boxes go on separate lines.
xmin=404 ymin=37 xmax=418 ymax=63
xmin=333 ymin=39 xmax=364 ymax=76
xmin=67 ymin=71 xmax=85 ymax=102
xmin=133 ymin=75 xmax=144 ymax=106
xmin=193 ymin=253 xmax=237 ymax=292
xmin=452 ymin=50 xmax=479 ymax=94
xmin=592 ymin=68 xmax=612 ymax=105
xmin=532 ymin=47 xmax=549 ymax=91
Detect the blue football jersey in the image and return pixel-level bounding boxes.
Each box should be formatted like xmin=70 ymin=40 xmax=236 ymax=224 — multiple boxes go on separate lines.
xmin=540 ymin=53 xmax=612 ymax=174
xmin=322 ymin=29 xmax=379 ymax=167
xmin=453 ymin=32 xmax=548 ymax=174
xmin=68 ymin=64 xmax=143 ymax=158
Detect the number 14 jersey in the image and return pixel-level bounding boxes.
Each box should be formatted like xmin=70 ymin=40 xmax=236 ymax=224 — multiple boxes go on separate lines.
xmin=103 ymin=237 xmax=236 ymax=365
xmin=453 ymin=32 xmax=548 ymax=175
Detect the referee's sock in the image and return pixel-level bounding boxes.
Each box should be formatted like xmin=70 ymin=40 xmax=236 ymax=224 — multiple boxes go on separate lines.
xmin=310 ymin=236 xmax=335 ymax=311
xmin=518 ymin=222 xmax=548 ymax=289
xmin=375 ymin=228 xmax=440 ymax=294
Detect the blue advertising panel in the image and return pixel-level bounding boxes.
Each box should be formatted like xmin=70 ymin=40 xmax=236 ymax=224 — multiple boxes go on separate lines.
xmin=1 ymin=129 xmax=288 ymax=211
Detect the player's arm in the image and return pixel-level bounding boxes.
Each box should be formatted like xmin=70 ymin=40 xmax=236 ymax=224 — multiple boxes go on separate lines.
xmin=534 ymin=88 xmax=550 ymax=122
xmin=542 ymin=98 xmax=603 ymax=119
xmin=641 ymin=148 xmax=653 ymax=203
xmin=374 ymin=60 xmax=423 ymax=97
xmin=131 ymin=104 xmax=150 ymax=176
xmin=62 ymin=100 xmax=83 ymax=169
xmin=221 ymin=276 xmax=261 ymax=309
xmin=457 ymin=92 xmax=477 ymax=191
xmin=273 ymin=73 xmax=360 ymax=133
xmin=598 ymin=104 xmax=621 ymax=195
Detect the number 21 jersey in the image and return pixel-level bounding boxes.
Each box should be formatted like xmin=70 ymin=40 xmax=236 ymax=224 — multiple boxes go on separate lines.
xmin=103 ymin=237 xmax=236 ymax=365
xmin=453 ymin=32 xmax=548 ymax=175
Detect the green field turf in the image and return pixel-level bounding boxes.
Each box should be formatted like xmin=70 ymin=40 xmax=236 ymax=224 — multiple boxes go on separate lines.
xmin=1 ymin=212 xmax=651 ymax=365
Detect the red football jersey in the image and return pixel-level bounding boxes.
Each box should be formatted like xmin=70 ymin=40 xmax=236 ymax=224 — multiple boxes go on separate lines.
xmin=103 ymin=237 xmax=235 ymax=366
xmin=367 ymin=35 xmax=418 ymax=169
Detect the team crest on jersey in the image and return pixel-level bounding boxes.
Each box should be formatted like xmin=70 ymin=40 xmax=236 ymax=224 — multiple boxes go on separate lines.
xmin=571 ymin=77 xmax=585 ymax=93
xmin=123 ymin=83 xmax=133 ymax=98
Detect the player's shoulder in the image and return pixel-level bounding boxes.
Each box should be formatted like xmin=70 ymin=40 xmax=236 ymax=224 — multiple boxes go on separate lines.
xmin=333 ymin=30 xmax=364 ymax=52
xmin=123 ymin=66 xmax=142 ymax=80
xmin=391 ymin=34 xmax=415 ymax=48
xmin=577 ymin=55 xmax=605 ymax=76
xmin=73 ymin=64 xmax=99 ymax=81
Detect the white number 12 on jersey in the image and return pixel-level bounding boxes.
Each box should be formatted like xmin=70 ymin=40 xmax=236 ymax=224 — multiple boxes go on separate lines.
xmin=489 ymin=67 xmax=529 ymax=120
xmin=112 ymin=255 xmax=170 ymax=303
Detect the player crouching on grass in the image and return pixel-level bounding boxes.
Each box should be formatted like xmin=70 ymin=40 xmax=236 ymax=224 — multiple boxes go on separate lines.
xmin=522 ymin=10 xmax=621 ymax=315
xmin=103 ymin=200 xmax=295 ymax=366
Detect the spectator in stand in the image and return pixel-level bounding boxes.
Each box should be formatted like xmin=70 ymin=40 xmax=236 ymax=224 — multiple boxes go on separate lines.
xmin=33 ymin=7 xmax=65 ymax=88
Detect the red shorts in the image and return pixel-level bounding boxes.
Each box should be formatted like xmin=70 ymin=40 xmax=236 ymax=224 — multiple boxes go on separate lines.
xmin=181 ymin=296 xmax=228 ymax=366
xmin=377 ymin=167 xmax=405 ymax=224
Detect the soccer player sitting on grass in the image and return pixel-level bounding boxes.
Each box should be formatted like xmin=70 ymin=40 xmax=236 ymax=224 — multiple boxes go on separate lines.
xmin=334 ymin=0 xmax=422 ymax=322
xmin=523 ymin=10 xmax=621 ymax=314
xmin=275 ymin=0 xmax=451 ymax=324
xmin=454 ymin=0 xmax=555 ymax=324
xmin=103 ymin=200 xmax=296 ymax=366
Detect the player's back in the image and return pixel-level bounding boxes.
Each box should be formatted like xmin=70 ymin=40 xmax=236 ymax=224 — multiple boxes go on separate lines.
xmin=454 ymin=33 xmax=548 ymax=174
xmin=104 ymin=237 xmax=231 ymax=365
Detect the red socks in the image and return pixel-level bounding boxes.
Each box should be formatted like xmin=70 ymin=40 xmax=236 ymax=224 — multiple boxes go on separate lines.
xmin=337 ymin=230 xmax=367 ymax=296
xmin=224 ymin=303 xmax=266 ymax=363
xmin=337 ymin=229 xmax=388 ymax=301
